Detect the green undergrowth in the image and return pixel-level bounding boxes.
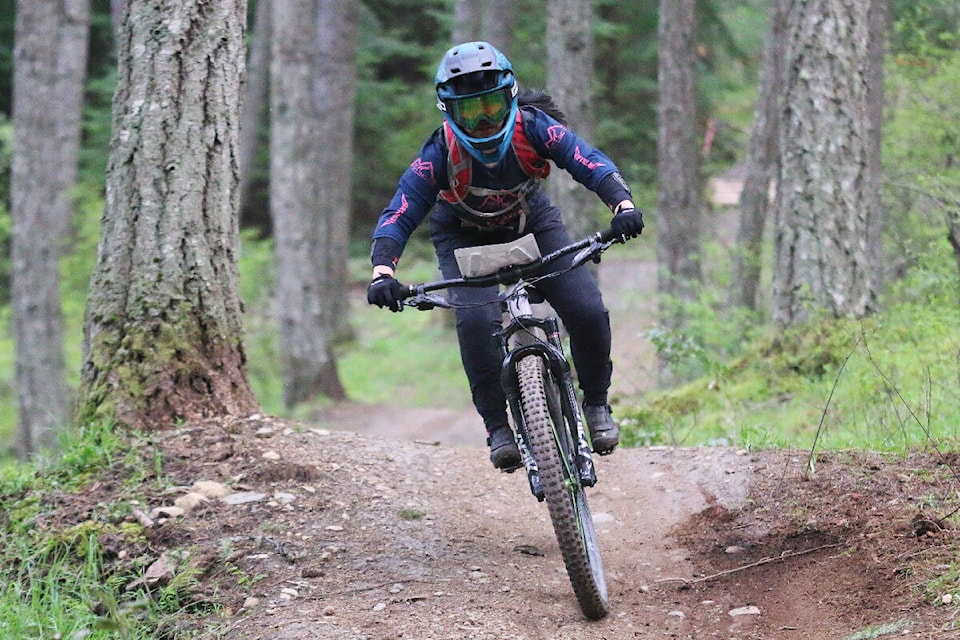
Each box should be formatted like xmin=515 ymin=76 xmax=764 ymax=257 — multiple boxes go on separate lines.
xmin=0 ymin=421 xmax=217 ymax=639
xmin=619 ymin=253 xmax=960 ymax=454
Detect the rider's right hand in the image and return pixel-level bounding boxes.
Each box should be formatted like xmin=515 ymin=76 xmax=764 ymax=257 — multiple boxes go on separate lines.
xmin=367 ymin=274 xmax=405 ymax=312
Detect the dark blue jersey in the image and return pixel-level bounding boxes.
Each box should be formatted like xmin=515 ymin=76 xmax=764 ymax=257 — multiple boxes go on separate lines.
xmin=372 ymin=106 xmax=627 ymax=256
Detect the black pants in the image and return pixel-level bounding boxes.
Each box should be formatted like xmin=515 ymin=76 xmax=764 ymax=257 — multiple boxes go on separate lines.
xmin=429 ymin=195 xmax=612 ymax=433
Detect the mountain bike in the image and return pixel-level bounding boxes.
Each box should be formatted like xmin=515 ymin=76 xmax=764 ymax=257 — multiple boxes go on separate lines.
xmin=398 ymin=228 xmax=628 ymax=620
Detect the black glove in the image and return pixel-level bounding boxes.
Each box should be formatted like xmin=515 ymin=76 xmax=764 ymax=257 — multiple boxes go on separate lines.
xmin=367 ymin=274 xmax=405 ymax=312
xmin=611 ymin=208 xmax=644 ymax=239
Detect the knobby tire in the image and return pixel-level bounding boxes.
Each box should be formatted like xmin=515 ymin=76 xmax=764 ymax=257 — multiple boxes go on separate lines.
xmin=516 ymin=353 xmax=609 ymax=620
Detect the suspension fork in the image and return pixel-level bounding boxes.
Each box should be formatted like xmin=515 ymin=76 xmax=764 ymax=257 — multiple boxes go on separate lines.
xmin=498 ymin=315 xmax=597 ymax=499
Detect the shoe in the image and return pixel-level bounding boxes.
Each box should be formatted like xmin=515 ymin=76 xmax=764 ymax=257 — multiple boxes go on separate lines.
xmin=487 ymin=425 xmax=521 ymax=470
xmin=583 ymin=404 xmax=619 ymax=454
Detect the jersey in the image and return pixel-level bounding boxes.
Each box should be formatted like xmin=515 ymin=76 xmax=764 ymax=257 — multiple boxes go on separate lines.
xmin=372 ymin=106 xmax=624 ymax=260
xmin=438 ymin=110 xmax=551 ymax=223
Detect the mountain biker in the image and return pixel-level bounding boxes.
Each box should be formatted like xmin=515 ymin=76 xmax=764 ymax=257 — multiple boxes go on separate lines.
xmin=367 ymin=41 xmax=644 ymax=470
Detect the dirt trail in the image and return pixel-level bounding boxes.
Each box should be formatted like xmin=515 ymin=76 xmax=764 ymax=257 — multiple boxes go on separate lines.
xmin=202 ymin=253 xmax=947 ymax=639
xmin=154 ymin=249 xmax=952 ymax=638
xmin=190 ymin=420 xmax=948 ymax=640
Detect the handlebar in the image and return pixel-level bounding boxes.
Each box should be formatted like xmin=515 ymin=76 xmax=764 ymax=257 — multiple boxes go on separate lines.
xmin=398 ymin=227 xmax=628 ymax=303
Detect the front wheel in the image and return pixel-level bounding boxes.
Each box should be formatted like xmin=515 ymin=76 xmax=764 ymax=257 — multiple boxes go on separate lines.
xmin=516 ymin=354 xmax=609 ymax=620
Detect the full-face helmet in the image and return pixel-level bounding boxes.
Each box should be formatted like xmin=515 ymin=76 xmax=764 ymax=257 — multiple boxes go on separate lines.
xmin=435 ymin=41 xmax=519 ymax=165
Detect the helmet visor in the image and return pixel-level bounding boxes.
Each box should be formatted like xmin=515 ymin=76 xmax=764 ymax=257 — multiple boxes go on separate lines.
xmin=446 ymin=89 xmax=512 ymax=133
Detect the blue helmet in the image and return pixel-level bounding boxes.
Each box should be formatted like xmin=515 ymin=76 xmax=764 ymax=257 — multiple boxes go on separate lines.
xmin=435 ymin=42 xmax=519 ymax=165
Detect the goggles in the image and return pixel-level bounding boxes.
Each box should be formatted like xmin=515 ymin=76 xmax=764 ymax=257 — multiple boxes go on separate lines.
xmin=446 ymin=88 xmax=512 ymax=132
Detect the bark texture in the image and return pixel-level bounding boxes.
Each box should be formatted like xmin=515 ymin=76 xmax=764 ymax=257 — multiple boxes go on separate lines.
xmin=772 ymin=0 xmax=879 ymax=326
xmin=732 ymin=0 xmax=787 ymax=311
xmin=452 ymin=0 xmax=481 ymax=44
xmin=78 ymin=0 xmax=258 ymax=430
xmin=270 ymin=0 xmax=357 ymax=407
xmin=12 ymin=0 xmax=90 ymax=454
xmin=656 ymin=0 xmax=703 ymax=308
xmin=481 ymin=0 xmax=517 ymax=56
xmin=546 ymin=0 xmax=597 ymax=242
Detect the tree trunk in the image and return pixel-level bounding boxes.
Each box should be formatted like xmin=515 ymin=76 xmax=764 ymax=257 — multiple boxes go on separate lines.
xmin=11 ymin=0 xmax=90 ymax=455
xmin=772 ymin=0 xmax=880 ymax=326
xmin=546 ymin=0 xmax=596 ymax=242
xmin=452 ymin=0 xmax=481 ymax=44
xmin=110 ymin=0 xmax=125 ymax=40
xmin=270 ymin=0 xmax=357 ymax=407
xmin=482 ymin=0 xmax=517 ymax=55
xmin=78 ymin=0 xmax=258 ymax=431
xmin=656 ymin=0 xmax=702 ymax=311
xmin=865 ymin=0 xmax=889 ymax=281
xmin=732 ymin=0 xmax=787 ymax=312
xmin=239 ymin=0 xmax=272 ymax=234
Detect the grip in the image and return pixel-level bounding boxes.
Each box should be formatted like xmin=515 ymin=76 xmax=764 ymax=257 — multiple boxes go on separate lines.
xmin=599 ymin=227 xmax=625 ymax=243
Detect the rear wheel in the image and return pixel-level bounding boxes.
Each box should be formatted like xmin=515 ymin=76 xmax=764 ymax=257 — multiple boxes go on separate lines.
xmin=516 ymin=353 xmax=609 ymax=620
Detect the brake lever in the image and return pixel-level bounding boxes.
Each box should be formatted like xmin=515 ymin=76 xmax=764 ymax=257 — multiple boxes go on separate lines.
xmin=405 ymin=293 xmax=450 ymax=311
xmin=572 ymin=238 xmax=611 ymax=268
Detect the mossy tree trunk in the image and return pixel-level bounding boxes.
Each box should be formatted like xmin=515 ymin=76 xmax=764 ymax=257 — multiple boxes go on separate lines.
xmin=77 ymin=0 xmax=259 ymax=431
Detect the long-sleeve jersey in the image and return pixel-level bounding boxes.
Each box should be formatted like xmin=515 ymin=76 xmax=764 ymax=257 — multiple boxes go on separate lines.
xmin=371 ymin=106 xmax=631 ymax=267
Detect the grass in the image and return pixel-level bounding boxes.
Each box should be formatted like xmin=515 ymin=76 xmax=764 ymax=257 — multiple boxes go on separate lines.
xmin=0 ymin=421 xmax=219 ymax=639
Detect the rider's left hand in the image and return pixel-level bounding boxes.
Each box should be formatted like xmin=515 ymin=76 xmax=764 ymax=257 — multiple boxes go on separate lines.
xmin=611 ymin=208 xmax=644 ymax=239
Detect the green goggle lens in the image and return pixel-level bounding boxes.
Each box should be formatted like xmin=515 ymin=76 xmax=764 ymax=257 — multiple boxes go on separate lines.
xmin=448 ymin=91 xmax=511 ymax=132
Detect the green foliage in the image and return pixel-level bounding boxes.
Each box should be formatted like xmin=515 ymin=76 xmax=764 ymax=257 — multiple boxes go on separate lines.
xmin=0 ymin=0 xmax=12 ymax=116
xmin=238 ymin=231 xmax=283 ymax=414
xmin=337 ymin=258 xmax=471 ymax=408
xmin=620 ymin=247 xmax=960 ymax=452
xmin=891 ymin=0 xmax=960 ymax=60
xmin=0 ymin=423 xmax=220 ymax=639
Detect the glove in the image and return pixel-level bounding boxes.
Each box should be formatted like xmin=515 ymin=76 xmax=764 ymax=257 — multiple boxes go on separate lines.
xmin=367 ymin=274 xmax=405 ymax=312
xmin=611 ymin=208 xmax=644 ymax=239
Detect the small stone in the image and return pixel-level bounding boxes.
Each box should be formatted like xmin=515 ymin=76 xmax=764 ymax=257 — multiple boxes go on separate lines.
xmin=943 ymin=593 xmax=954 ymax=605
xmin=372 ymin=602 xmax=387 ymax=612
xmin=242 ymin=597 xmax=260 ymax=610
xmin=174 ymin=492 xmax=209 ymax=513
xmin=262 ymin=450 xmax=281 ymax=460
xmin=729 ymin=606 xmax=762 ymax=617
xmin=667 ymin=610 xmax=685 ymax=619
xmin=149 ymin=506 xmax=185 ymax=519
xmin=389 ymin=583 xmax=403 ymax=594
xmin=280 ymin=587 xmax=298 ymax=599
xmin=192 ymin=481 xmax=230 ymax=498
xmin=222 ymin=492 xmax=267 ymax=505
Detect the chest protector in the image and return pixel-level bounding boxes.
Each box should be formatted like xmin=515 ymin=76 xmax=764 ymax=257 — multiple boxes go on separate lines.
xmin=439 ymin=110 xmax=551 ymax=227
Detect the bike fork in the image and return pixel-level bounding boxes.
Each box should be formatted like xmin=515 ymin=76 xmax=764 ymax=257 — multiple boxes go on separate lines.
xmin=507 ymin=393 xmax=546 ymax=501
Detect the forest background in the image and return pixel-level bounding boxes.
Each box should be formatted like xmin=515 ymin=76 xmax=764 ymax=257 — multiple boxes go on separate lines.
xmin=0 ymin=0 xmax=959 ymax=457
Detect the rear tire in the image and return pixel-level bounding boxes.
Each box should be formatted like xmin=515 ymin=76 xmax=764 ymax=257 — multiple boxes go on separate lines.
xmin=516 ymin=353 xmax=609 ymax=620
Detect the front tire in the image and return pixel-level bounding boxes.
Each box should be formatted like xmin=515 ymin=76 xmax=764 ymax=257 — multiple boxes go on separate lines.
xmin=516 ymin=353 xmax=609 ymax=620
